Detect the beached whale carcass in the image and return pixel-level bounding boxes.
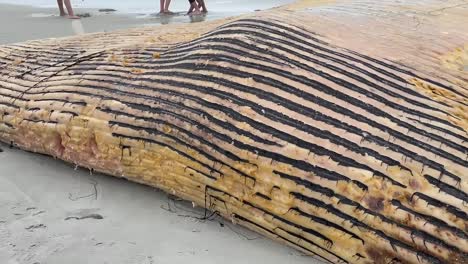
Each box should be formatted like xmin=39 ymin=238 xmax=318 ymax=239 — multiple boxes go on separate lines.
xmin=0 ymin=0 xmax=467 ymax=263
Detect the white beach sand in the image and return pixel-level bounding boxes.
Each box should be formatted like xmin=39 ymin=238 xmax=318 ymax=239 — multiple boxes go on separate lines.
xmin=0 ymin=143 xmax=320 ymax=264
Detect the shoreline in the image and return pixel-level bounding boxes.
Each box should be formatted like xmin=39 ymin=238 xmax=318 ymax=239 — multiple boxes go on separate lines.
xmin=0 ymin=0 xmax=295 ymax=15
xmin=0 ymin=3 xmax=245 ymax=45
xmin=0 ymin=4 xmax=142 ymax=44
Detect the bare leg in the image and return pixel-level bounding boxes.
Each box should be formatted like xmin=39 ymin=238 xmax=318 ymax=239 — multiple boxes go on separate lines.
xmin=159 ymin=0 xmax=165 ymax=13
xmin=187 ymin=5 xmax=195 ymax=15
xmin=57 ymin=0 xmax=67 ymax=16
xmin=189 ymin=2 xmax=201 ymax=15
xmin=64 ymin=0 xmax=80 ymax=19
xmin=164 ymin=0 xmax=172 ymax=13
xmin=197 ymin=0 xmax=208 ymax=13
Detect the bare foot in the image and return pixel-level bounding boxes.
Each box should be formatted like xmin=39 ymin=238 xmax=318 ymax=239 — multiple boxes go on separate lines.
xmin=66 ymin=15 xmax=81 ymax=19
xmin=159 ymin=10 xmax=174 ymax=15
xmin=190 ymin=10 xmax=202 ymax=15
xmin=60 ymin=12 xmax=67 ymax=16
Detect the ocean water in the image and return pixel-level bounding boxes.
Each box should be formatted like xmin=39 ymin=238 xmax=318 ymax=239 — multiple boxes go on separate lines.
xmin=0 ymin=0 xmax=294 ymax=14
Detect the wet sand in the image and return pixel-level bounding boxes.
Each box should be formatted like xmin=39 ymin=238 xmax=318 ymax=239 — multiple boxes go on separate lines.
xmin=0 ymin=143 xmax=321 ymax=264
xmin=0 ymin=3 xmax=243 ymax=45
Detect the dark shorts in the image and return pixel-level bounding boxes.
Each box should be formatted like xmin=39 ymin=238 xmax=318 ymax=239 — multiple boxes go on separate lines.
xmin=189 ymin=0 xmax=195 ymax=3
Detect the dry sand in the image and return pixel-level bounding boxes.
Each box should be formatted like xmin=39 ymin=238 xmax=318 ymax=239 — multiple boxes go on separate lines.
xmin=0 ymin=4 xmax=322 ymax=263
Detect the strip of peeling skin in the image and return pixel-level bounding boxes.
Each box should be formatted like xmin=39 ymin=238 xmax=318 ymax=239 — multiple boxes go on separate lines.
xmin=0 ymin=0 xmax=467 ymax=264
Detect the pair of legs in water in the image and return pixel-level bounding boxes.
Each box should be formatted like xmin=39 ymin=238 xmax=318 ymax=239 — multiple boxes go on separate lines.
xmin=187 ymin=0 xmax=207 ymax=15
xmin=159 ymin=0 xmax=172 ymax=13
xmin=57 ymin=0 xmax=80 ymax=19
xmin=58 ymin=0 xmax=205 ymax=17
xmin=160 ymin=0 xmax=207 ymax=15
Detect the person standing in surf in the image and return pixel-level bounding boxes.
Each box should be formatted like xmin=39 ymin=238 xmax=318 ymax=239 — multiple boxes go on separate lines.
xmin=160 ymin=0 xmax=173 ymax=14
xmin=57 ymin=0 xmax=80 ymax=19
xmin=187 ymin=0 xmax=208 ymax=15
